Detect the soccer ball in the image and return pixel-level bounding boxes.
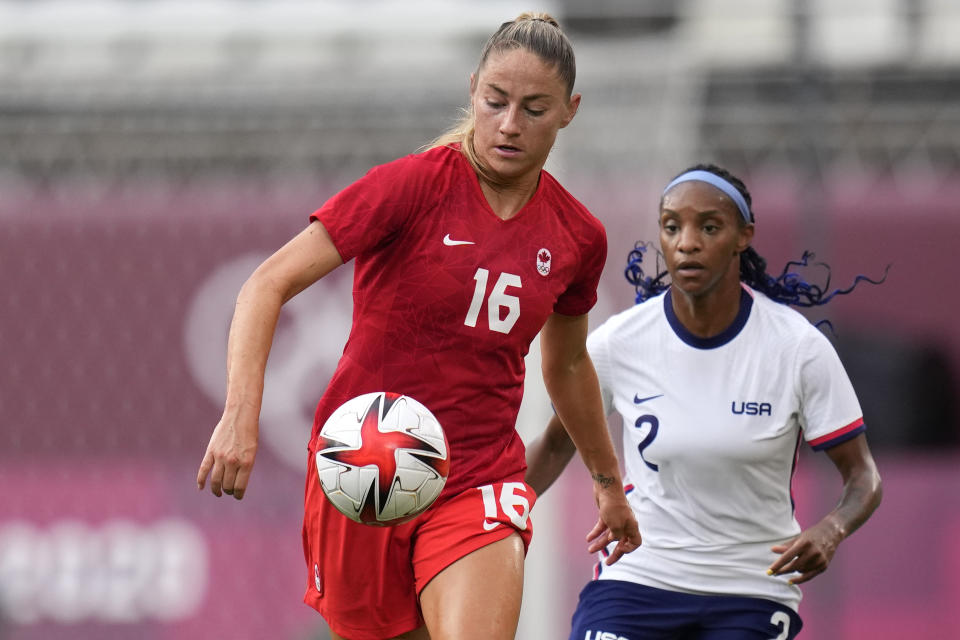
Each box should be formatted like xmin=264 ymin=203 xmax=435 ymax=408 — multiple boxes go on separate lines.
xmin=315 ymin=391 xmax=450 ymax=526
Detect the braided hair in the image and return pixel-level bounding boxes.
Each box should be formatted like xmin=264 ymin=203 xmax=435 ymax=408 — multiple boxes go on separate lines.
xmin=625 ymin=163 xmax=888 ymax=307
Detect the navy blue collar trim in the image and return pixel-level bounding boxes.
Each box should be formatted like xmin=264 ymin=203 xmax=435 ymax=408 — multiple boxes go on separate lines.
xmin=663 ymin=288 xmax=753 ymax=349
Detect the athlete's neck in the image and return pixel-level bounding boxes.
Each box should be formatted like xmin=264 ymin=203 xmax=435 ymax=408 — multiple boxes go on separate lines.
xmin=478 ymin=173 xmax=540 ymax=220
xmin=669 ymin=281 xmax=744 ymax=339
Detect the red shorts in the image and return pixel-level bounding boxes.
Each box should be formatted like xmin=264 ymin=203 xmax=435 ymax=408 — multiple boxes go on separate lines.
xmin=302 ymin=469 xmax=536 ymax=640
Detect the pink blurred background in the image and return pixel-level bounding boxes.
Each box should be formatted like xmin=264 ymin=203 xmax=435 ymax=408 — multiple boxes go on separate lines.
xmin=3 ymin=2 xmax=959 ymax=639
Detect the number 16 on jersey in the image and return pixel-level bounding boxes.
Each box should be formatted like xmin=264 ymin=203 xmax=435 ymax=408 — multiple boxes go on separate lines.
xmin=464 ymin=268 xmax=522 ymax=334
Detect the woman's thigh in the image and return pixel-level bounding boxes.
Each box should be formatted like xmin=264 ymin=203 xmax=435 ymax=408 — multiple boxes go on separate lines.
xmin=418 ymin=533 xmax=525 ymax=640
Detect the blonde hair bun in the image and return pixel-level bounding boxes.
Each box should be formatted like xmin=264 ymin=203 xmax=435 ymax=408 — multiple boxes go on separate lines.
xmin=515 ymin=12 xmax=561 ymax=29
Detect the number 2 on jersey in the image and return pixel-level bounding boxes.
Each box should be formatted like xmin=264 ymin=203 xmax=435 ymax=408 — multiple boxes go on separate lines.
xmin=635 ymin=414 xmax=660 ymax=472
xmin=464 ymin=268 xmax=521 ymax=334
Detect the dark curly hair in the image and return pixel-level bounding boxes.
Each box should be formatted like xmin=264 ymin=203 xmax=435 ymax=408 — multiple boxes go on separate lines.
xmin=625 ymin=163 xmax=888 ymax=307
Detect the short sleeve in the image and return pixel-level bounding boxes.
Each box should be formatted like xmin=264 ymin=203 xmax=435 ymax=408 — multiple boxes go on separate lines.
xmin=798 ymin=330 xmax=866 ymax=451
xmin=310 ymin=154 xmax=438 ymax=262
xmin=586 ymin=319 xmax=616 ymax=416
xmin=553 ymin=222 xmax=607 ymax=316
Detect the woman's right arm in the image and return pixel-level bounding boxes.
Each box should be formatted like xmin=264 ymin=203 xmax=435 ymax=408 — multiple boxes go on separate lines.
xmin=196 ymin=220 xmax=344 ymax=500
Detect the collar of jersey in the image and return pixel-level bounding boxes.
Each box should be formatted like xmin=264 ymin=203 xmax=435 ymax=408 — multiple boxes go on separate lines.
xmin=662 ymin=287 xmax=753 ymax=350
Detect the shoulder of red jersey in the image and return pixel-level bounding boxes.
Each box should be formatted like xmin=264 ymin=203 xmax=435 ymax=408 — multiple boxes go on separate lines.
xmin=538 ymin=169 xmax=605 ymax=234
xmin=310 ymin=145 xmax=468 ymax=260
xmin=365 ymin=144 xmax=464 ymax=182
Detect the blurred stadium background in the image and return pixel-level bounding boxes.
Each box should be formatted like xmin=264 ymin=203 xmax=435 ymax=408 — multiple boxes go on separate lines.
xmin=2 ymin=0 xmax=958 ymax=638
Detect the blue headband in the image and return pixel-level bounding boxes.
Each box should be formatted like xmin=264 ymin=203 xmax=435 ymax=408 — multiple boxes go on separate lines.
xmin=662 ymin=170 xmax=752 ymax=223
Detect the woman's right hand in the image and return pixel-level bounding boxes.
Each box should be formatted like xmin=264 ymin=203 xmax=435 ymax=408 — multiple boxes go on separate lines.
xmin=196 ymin=414 xmax=258 ymax=500
xmin=194 ymin=221 xmax=343 ymax=501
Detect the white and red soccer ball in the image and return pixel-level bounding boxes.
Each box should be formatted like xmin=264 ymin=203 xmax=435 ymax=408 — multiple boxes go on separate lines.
xmin=315 ymin=392 xmax=450 ymax=526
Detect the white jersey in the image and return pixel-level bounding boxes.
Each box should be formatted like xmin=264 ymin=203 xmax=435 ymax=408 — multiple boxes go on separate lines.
xmin=588 ymin=285 xmax=865 ymax=611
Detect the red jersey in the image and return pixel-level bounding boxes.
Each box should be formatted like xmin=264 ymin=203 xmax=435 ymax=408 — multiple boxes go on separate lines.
xmin=309 ymin=144 xmax=606 ymax=498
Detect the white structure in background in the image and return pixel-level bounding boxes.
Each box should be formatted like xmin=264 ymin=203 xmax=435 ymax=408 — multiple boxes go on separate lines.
xmin=0 ymin=518 xmax=207 ymax=624
xmin=685 ymin=0 xmax=960 ymax=67
xmin=0 ymin=0 xmax=556 ymax=81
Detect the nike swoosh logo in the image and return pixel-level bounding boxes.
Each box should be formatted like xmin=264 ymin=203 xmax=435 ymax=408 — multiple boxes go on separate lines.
xmin=482 ymin=520 xmax=501 ymax=531
xmin=443 ymin=234 xmax=475 ymax=246
xmin=634 ymin=394 xmax=663 ymax=404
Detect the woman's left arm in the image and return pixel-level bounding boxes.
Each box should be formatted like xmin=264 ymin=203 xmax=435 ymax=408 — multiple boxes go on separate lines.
xmin=767 ymin=434 xmax=882 ymax=584
xmin=540 ymin=312 xmax=642 ymax=565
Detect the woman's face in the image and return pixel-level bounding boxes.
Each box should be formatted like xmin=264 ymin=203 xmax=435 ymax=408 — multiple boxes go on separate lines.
xmin=659 ymin=181 xmax=754 ymax=299
xmin=470 ymin=48 xmax=580 ymax=187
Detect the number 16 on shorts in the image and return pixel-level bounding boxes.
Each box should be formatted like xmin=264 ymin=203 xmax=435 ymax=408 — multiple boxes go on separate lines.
xmin=478 ymin=482 xmax=533 ymax=532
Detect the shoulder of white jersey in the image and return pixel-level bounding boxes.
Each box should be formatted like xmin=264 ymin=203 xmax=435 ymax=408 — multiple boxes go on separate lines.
xmin=745 ymin=287 xmax=826 ymax=337
xmin=743 ymin=288 xmax=854 ymax=387
xmin=599 ymin=291 xmax=666 ymax=331
xmin=588 ymin=291 xmax=667 ymax=353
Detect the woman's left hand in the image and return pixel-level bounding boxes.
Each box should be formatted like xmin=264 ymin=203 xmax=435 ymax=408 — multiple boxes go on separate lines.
xmin=586 ymin=489 xmax=642 ymax=565
xmin=769 ymin=435 xmax=883 ymax=585
xmin=767 ymin=518 xmax=845 ymax=585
